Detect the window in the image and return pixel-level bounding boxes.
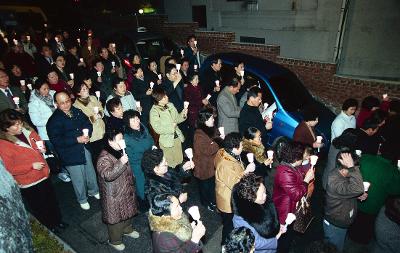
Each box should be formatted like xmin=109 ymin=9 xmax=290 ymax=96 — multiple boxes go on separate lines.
xmin=192 ymin=5 xmax=207 ymax=28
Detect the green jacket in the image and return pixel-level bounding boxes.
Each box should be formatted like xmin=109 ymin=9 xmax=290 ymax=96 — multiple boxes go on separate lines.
xmin=149 ymin=103 xmax=186 ymax=148
xmin=358 ymin=154 xmax=400 ymax=215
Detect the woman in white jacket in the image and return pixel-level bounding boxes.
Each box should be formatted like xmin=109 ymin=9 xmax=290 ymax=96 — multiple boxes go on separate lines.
xmin=28 ymin=78 xmax=71 ymax=182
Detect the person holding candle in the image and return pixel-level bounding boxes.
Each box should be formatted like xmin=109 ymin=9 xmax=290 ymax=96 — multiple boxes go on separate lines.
xmin=47 ymin=91 xmax=99 ymax=210
xmin=331 ymin=98 xmax=358 ymax=141
xmin=215 ymin=132 xmax=257 ymax=244
xmin=81 ymin=36 xmax=98 ymax=69
xmin=132 ymin=66 xmax=153 ymax=126
xmin=123 ymin=110 xmax=154 ymax=207
xmin=241 ymin=127 xmax=273 ymax=181
xmin=232 ymin=173 xmax=283 ymax=253
xmin=184 ymin=35 xmax=201 ymax=71
xmin=105 ymin=97 xmax=125 ymax=133
xmin=65 ymin=43 xmax=86 ymax=78
xmin=200 ymin=58 xmax=222 ymax=107
xmin=162 ymin=64 xmax=185 ymax=113
xmin=96 ymin=129 xmax=139 ymax=251
xmin=217 ymin=78 xmax=242 ymax=135
xmin=323 ymin=150 xmax=365 ymax=252
xmin=145 ymin=59 xmax=162 ymax=86
xmin=193 ymin=108 xmax=222 ymax=212
xmin=52 ymin=54 xmax=74 ymax=88
xmin=272 ymin=141 xmax=314 ymax=252
xmin=0 ymin=109 xmax=66 ymax=232
xmin=73 ymin=82 xmax=105 ymax=163
xmin=107 ymin=42 xmax=126 ymax=80
xmin=0 ymin=69 xmax=27 ymax=113
xmin=150 ymin=87 xmax=188 ymax=168
xmin=293 ymin=106 xmax=323 ymax=150
xmin=7 ymin=64 xmax=30 ymax=101
xmin=91 ymin=59 xmax=114 ymax=103
xmin=47 ymin=70 xmax=73 ymax=95
xmin=142 ymin=148 xmax=194 ymax=206
xmin=105 ymin=79 xmax=138 ymax=116
xmin=148 ymin=193 xmax=205 ymax=253
xmin=35 ymin=45 xmax=55 ymax=79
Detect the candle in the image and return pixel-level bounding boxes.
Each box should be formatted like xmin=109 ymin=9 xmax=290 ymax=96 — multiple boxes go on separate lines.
xmin=12 ymin=97 xmax=20 ymax=105
xmin=95 ymin=91 xmax=101 ymax=100
xmin=36 ymin=140 xmax=44 ymax=150
xmin=20 ymin=80 xmax=26 ymax=86
xmin=267 ymin=150 xmax=274 ymax=168
xmin=44 ymin=38 xmax=48 ymax=43
xmin=246 ymin=153 xmax=254 ymax=163
xmin=176 ymin=64 xmax=181 ymax=71
xmin=93 ymin=106 xmax=99 ymax=114
xmin=383 ymin=94 xmax=388 ymax=99
xmin=240 ymin=70 xmax=244 ymax=77
xmin=158 ymin=74 xmax=162 ymax=80
xmin=118 ymin=139 xmax=127 ymax=155
xmin=188 ymin=206 xmax=201 ymax=221
xmin=264 ymin=103 xmax=268 ymax=109
xmin=206 ymin=94 xmax=211 ymax=100
xmin=316 ymin=136 xmax=323 ymax=152
xmin=82 ymin=128 xmax=89 ymax=137
xmin=27 ymin=35 xmax=31 ymax=41
xmin=194 ymin=40 xmax=197 ymax=47
xmin=355 ymin=150 xmax=362 ymax=157
xmin=77 ymin=38 xmax=80 ymax=44
xmin=80 ymin=58 xmax=84 ymax=63
xmin=96 ymin=71 xmax=101 ymax=77
xmin=69 ymin=73 xmax=74 ymax=80
xmin=285 ymin=213 xmax=296 ymax=228
xmin=185 ymin=148 xmax=193 ymax=161
xmin=194 ymin=64 xmax=198 ymax=70
xmin=27 ymin=83 xmax=32 ymax=90
xmin=215 ymin=80 xmax=220 ymax=87
xmin=88 ymin=46 xmax=91 ymax=51
xmin=111 ymin=61 xmax=115 ymax=67
xmin=150 ymin=82 xmax=154 ymax=89
xmin=363 ymin=182 xmax=371 ymax=192
xmin=218 ymin=127 xmax=225 ymax=137
xmin=310 ymin=155 xmax=318 ymax=167
xmin=54 ymin=37 xmax=59 ymax=43
xmin=184 ymin=101 xmax=189 ymax=109
xmin=13 ymin=39 xmax=18 ymax=46
xmin=180 ymin=49 xmax=184 ymax=57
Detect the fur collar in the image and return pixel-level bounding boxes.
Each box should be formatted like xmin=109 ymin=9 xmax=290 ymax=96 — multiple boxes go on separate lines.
xmin=148 ymin=211 xmax=192 ymax=241
xmin=242 ymin=138 xmax=267 ymax=163
xmin=232 ymin=186 xmax=280 ymax=239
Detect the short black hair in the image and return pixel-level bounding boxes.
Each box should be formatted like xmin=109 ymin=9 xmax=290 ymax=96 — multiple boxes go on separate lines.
xmin=152 ymin=86 xmax=167 ymax=104
xmin=141 ymin=149 xmax=164 ymax=174
xmin=33 ymin=77 xmax=48 ymax=90
xmin=332 ymin=128 xmax=359 ymax=150
xmin=222 ymin=227 xmax=255 ymax=253
xmin=123 ymin=109 xmax=141 ymax=128
xmin=361 ymin=96 xmax=380 ymax=110
xmin=106 ymin=97 xmax=122 ymax=113
xmin=303 ymin=106 xmax=319 ymax=122
xmin=335 ymin=148 xmax=359 ymax=169
xmin=104 ymin=129 xmax=122 ymax=141
xmin=223 ymin=132 xmax=242 ymax=151
xmin=196 ymin=107 xmax=214 ymax=128
xmin=228 ymin=77 xmax=241 ymax=88
xmin=186 ymin=35 xmax=196 ymax=44
xmin=361 ymin=117 xmax=379 ymax=131
xmin=233 ymin=61 xmax=244 ymax=68
xmin=0 ymin=109 xmax=25 ymax=131
xmin=180 ymin=57 xmax=190 ymax=64
xmin=243 ymin=127 xmax=260 ymax=140
xmin=112 ymin=78 xmax=124 ymax=89
xmin=342 ymin=98 xmax=358 ymax=111
xmin=211 ymin=58 xmax=221 ymax=65
xmin=150 ymin=193 xmax=174 ymax=217
xmin=280 ymin=141 xmax=305 ymax=164
xmin=247 ymin=86 xmax=261 ymax=100
xmin=165 ymin=63 xmax=176 ymax=75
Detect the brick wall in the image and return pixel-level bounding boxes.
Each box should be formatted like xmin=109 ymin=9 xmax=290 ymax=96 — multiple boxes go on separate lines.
xmin=152 ymin=19 xmax=400 ymax=110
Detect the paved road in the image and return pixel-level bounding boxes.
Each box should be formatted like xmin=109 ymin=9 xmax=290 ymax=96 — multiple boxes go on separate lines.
xmin=51 ymin=159 xmax=372 ymax=253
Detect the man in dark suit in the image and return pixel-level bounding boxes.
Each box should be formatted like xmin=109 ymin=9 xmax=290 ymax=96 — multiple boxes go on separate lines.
xmin=199 ymin=58 xmax=222 ymax=107
xmin=0 ymin=70 xmax=27 ymax=113
xmin=35 ymin=45 xmax=54 ymax=79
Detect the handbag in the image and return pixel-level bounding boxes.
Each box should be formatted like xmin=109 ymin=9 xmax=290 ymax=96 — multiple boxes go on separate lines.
xmin=293 ymin=196 xmax=314 ymax=233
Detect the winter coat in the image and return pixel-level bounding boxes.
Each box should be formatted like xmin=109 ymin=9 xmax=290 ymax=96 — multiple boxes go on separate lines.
xmin=105 ymin=91 xmax=137 ymax=116
xmin=324 ymin=167 xmax=364 ymax=228
xmin=145 ymin=167 xmax=189 ymax=204
xmin=239 ymin=103 xmax=267 ymax=141
xmin=149 ymin=103 xmax=186 ymax=148
xmin=73 ymin=96 xmax=105 ymax=142
xmin=162 ymin=79 xmax=184 ymax=113
xmin=148 ymin=212 xmax=202 ymax=253
xmin=46 ymin=107 xmax=93 ymax=166
xmin=0 ymin=126 xmax=49 ymax=187
xmin=217 ymin=86 xmax=240 ymax=135
xmin=199 ymin=66 xmax=221 ymax=106
xmin=272 ymin=163 xmax=309 ymax=224
xmin=331 ymin=111 xmax=356 ymax=141
xmin=184 ymin=84 xmax=204 ymax=127
xmin=214 ymin=149 xmax=245 ymax=213
xmin=232 ymin=186 xmax=279 ymax=253
xmin=193 ymin=128 xmax=220 ymax=180
xmin=131 ymin=78 xmax=152 ymax=124
xmin=241 ymin=138 xmax=269 ymax=178
xmin=293 ymin=121 xmax=315 ymax=147
xmin=124 ymin=124 xmax=154 ymax=200
xmin=358 ymin=155 xmax=400 ymax=215
xmin=0 ymin=86 xmax=28 ymax=113
xmin=96 ymin=147 xmax=138 ymax=225
xmin=28 ymin=90 xmax=56 ymax=140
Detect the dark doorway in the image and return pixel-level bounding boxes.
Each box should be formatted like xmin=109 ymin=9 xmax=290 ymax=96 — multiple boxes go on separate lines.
xmin=192 ymin=5 xmax=207 ymax=28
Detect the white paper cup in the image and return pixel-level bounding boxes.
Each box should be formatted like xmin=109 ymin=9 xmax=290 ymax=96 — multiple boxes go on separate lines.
xmin=44 ymin=38 xmax=48 ymax=43
xmin=158 ymin=74 xmax=162 ymax=80
xmin=93 ymin=106 xmax=99 ymax=114
xmin=185 ymin=148 xmax=193 ymax=159
xmin=316 ymin=136 xmax=323 ymax=143
xmin=27 ymin=35 xmax=31 ymax=41
xmin=80 ymin=58 xmax=84 ymax=63
xmin=4 ymin=38 xmax=8 ymax=44
xmin=218 ymin=127 xmax=225 ymax=136
xmin=355 ymin=150 xmax=362 ymax=157
xmin=398 ymin=160 xmax=400 ymax=168
xmin=247 ymin=153 xmax=254 ymax=163
xmin=310 ymin=155 xmax=319 ymax=166
xmin=206 ymin=94 xmax=211 ymax=100
xmin=13 ymin=39 xmax=18 ymax=46
xmin=264 ymin=103 xmax=268 ymax=109
xmin=88 ymin=46 xmax=91 ymax=51
xmin=363 ymin=182 xmax=371 ymax=192
xmin=54 ymin=37 xmax=59 ymax=43
xmin=77 ymin=38 xmax=80 ymax=44
xmin=383 ymin=94 xmax=388 ymax=99
xmin=12 ymin=97 xmax=20 ymax=105
xmin=285 ymin=213 xmax=296 ymax=226
xmin=267 ymin=150 xmax=274 ymax=159
xmin=188 ymin=206 xmax=201 ymax=221
xmin=111 ymin=43 xmax=116 ymax=48
xmin=194 ymin=64 xmax=198 ymax=70
xmin=184 ymin=101 xmax=189 ymax=109
xmin=96 ymin=71 xmax=101 ymax=77
xmin=150 ymin=82 xmax=154 ymax=89
xmin=20 ymin=80 xmax=26 ymax=86
xmin=240 ymin=70 xmax=244 ymax=77
xmin=118 ymin=139 xmax=126 ymax=149
xmin=69 ymin=73 xmax=74 ymax=80
xmin=194 ymin=40 xmax=197 ymax=47
xmin=82 ymin=128 xmax=89 ymax=137
xmin=95 ymin=91 xmax=101 ymax=99
xmin=27 ymin=83 xmax=32 ymax=90
xmin=36 ymin=140 xmax=44 ymax=149
xmin=111 ymin=61 xmax=115 ymax=67
xmin=215 ymin=80 xmax=220 ymax=87
xmin=136 ymin=101 xmax=141 ymax=108
xmin=176 ymin=64 xmax=181 ymax=71
xmin=180 ymin=49 xmax=184 ymax=56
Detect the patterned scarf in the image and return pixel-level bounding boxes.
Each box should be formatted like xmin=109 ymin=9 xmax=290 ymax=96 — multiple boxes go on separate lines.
xmin=34 ymin=90 xmax=55 ymax=112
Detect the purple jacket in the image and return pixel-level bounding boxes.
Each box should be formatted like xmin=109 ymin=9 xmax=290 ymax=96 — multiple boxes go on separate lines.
xmin=233 ymin=215 xmax=278 ymax=253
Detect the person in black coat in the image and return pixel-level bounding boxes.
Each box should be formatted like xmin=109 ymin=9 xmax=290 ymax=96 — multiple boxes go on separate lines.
xmin=183 ymin=35 xmax=200 ymax=71
xmin=161 ymin=64 xmax=184 ymax=113
xmin=199 ymin=58 xmax=222 ymax=107
xmin=132 ymin=66 xmax=153 ymax=126
xmin=64 ymin=43 xmax=86 ymax=80
xmin=144 ymin=59 xmax=162 ymax=87
xmin=142 ymin=148 xmax=194 ymax=206
xmin=105 ymin=97 xmax=125 ymax=133
xmin=355 ymin=117 xmax=381 ymax=155
xmin=380 ymin=100 xmax=400 ymax=162
xmin=46 ymin=91 xmax=99 ymax=210
xmin=239 ymin=87 xmax=272 ymax=147
xmin=35 ymin=45 xmax=54 ymax=79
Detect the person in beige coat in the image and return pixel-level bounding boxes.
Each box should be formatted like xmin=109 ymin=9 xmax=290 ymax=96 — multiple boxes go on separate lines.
xmin=149 ymin=87 xmax=188 ymax=168
xmin=73 ymin=82 xmax=105 ymax=162
xmin=214 ymin=132 xmax=255 ymax=244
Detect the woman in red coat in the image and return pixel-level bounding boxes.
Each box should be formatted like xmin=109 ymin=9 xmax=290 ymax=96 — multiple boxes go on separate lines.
xmin=0 ymin=109 xmax=65 ymax=232
xmin=272 ymin=141 xmax=314 ymax=252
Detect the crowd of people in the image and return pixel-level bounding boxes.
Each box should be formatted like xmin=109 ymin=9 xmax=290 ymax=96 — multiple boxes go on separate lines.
xmin=0 ymin=27 xmax=399 ymax=253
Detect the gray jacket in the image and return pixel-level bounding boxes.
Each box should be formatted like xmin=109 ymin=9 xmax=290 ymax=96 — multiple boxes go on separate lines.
xmin=217 ymin=86 xmax=240 ymax=134
xmin=324 ymin=167 xmax=364 ymax=228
